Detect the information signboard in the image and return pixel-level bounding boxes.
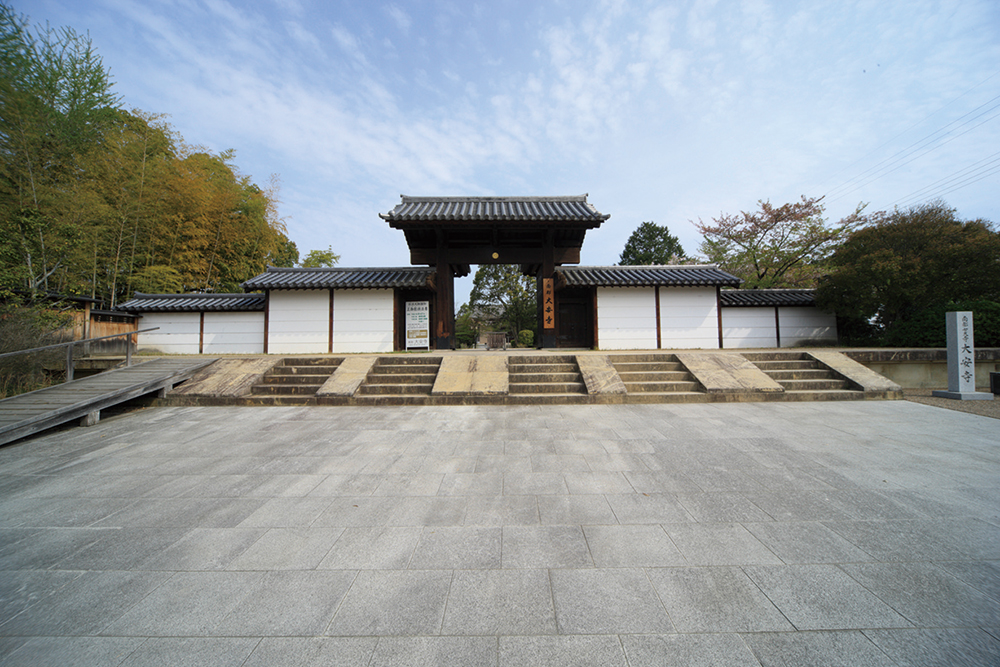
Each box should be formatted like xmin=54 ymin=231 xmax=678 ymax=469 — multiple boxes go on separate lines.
xmin=405 ymin=301 xmax=430 ymax=349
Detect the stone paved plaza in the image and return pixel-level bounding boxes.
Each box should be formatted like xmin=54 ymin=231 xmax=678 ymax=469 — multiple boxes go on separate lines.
xmin=0 ymin=401 xmax=998 ymax=666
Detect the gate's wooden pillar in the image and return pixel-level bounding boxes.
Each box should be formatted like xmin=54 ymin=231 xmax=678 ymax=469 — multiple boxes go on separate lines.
xmin=540 ymin=231 xmax=557 ymax=349
xmin=435 ymin=233 xmax=456 ymax=349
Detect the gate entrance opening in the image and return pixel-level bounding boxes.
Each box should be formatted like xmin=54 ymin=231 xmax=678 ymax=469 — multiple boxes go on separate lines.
xmin=381 ymin=195 xmax=610 ymax=349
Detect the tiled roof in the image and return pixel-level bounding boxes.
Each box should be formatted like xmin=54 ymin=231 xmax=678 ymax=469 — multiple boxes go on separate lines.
xmin=380 ymin=195 xmax=610 ymax=224
xmin=242 ymin=267 xmax=436 ymax=290
xmin=719 ymin=289 xmax=818 ymax=307
xmin=116 ymin=293 xmax=265 ymax=313
xmin=556 ymin=265 xmax=742 ymax=288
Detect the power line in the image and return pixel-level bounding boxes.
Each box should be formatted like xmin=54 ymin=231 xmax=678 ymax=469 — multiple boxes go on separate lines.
xmin=816 ymin=69 xmax=1000 ymax=193
xmin=891 ymin=151 xmax=1000 ymax=208
xmin=824 ymin=93 xmax=1000 ymax=203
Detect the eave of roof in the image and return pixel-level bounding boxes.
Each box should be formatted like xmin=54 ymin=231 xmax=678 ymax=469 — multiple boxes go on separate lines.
xmin=116 ymin=293 xmax=265 ymax=313
xmin=380 ymin=195 xmax=610 ymax=226
xmin=556 ymin=265 xmax=742 ymax=288
xmin=719 ymin=289 xmax=818 ymax=307
xmin=241 ymin=267 xmax=436 ymax=291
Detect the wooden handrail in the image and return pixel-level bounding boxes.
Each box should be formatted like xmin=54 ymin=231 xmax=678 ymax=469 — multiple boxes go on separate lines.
xmin=0 ymin=327 xmax=159 ymax=382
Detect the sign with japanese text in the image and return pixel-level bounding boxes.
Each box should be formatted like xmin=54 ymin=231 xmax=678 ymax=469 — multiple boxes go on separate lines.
xmin=955 ymin=311 xmax=975 ymax=392
xmin=542 ymin=279 xmax=555 ymax=330
xmin=405 ymin=301 xmax=430 ymax=349
xmin=934 ymin=311 xmax=991 ymax=400
xmin=945 ymin=311 xmax=975 ymax=393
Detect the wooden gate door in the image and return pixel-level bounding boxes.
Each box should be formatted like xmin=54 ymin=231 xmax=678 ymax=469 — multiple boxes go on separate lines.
xmin=557 ymin=289 xmax=592 ymax=348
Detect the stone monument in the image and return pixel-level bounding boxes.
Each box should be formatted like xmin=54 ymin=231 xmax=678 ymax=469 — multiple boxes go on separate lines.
xmin=932 ymin=311 xmax=993 ymax=400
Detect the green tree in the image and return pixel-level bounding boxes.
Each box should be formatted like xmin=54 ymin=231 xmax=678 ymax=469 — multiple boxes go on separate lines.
xmin=0 ymin=5 xmax=120 ymax=294
xmin=619 ymin=221 xmax=685 ymax=265
xmin=299 ymin=246 xmax=340 ymax=268
xmin=0 ymin=7 xmax=290 ymax=304
xmin=269 ymin=237 xmax=299 ymax=268
xmin=468 ymin=265 xmax=536 ymax=343
xmin=695 ymin=196 xmax=868 ymax=288
xmin=816 ymin=201 xmax=1000 ymax=340
xmin=454 ymin=302 xmax=479 ymax=348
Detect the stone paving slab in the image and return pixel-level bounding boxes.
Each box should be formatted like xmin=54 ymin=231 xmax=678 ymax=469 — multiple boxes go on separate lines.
xmin=432 ymin=356 xmax=509 ymax=396
xmin=676 ymin=352 xmax=783 ymax=394
xmin=170 ymin=358 xmax=280 ymax=397
xmin=809 ymin=351 xmax=903 ymax=397
xmin=575 ymin=355 xmax=627 ymax=395
xmin=314 ymin=356 xmax=377 ymax=397
xmin=0 ymin=400 xmax=998 ymax=666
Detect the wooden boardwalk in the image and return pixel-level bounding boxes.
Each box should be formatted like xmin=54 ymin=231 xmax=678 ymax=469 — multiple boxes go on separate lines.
xmin=0 ymin=358 xmax=216 ymax=446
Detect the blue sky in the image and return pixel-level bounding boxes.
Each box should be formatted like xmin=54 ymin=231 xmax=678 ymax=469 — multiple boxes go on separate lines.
xmin=18 ymin=0 xmax=1000 ymax=304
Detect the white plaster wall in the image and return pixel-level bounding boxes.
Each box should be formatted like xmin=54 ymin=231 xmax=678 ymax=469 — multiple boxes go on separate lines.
xmin=268 ymin=289 xmax=329 ymax=354
xmin=722 ymin=307 xmax=778 ymax=348
xmin=659 ymin=287 xmax=720 ymax=349
xmin=333 ymin=289 xmax=395 ymax=353
xmin=779 ymin=307 xmax=838 ymax=347
xmin=597 ymin=287 xmax=657 ymax=350
xmin=203 ymin=312 xmax=264 ymax=354
xmin=136 ymin=312 xmax=200 ymax=354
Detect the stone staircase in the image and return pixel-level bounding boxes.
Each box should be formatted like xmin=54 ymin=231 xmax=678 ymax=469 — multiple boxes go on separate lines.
xmin=160 ymin=350 xmax=899 ymax=407
xmin=355 ymin=356 xmax=441 ymax=405
xmin=249 ymin=357 xmax=342 ymax=404
xmin=508 ymin=355 xmax=588 ymax=403
xmin=609 ymin=353 xmax=705 ymax=402
xmin=741 ymin=351 xmax=863 ymax=400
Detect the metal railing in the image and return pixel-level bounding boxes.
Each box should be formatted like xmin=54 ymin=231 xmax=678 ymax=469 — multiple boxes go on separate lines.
xmin=0 ymin=327 xmax=158 ymax=382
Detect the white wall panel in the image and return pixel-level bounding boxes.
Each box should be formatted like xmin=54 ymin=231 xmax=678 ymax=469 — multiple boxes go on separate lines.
xmin=136 ymin=312 xmax=200 ymax=354
xmin=722 ymin=307 xmax=778 ymax=348
xmin=778 ymin=307 xmax=837 ymax=347
xmin=203 ymin=312 xmax=264 ymax=353
xmin=597 ymin=287 xmax=657 ymax=350
xmin=659 ymin=287 xmax=720 ymax=349
xmin=268 ymin=289 xmax=329 ymax=354
xmin=333 ymin=289 xmax=395 ymax=353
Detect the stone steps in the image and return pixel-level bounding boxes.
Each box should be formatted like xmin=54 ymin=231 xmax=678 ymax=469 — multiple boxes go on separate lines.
xmin=742 ymin=352 xmax=861 ymax=397
xmin=617 ymin=371 xmax=693 ymax=382
xmin=620 ymin=381 xmax=702 ymax=393
xmin=160 ymin=351 xmax=899 ymax=407
xmin=248 ymin=357 xmax=341 ymax=402
xmin=355 ymin=357 xmax=441 ymax=403
xmin=508 ymin=356 xmax=587 ymax=396
xmin=610 ymin=354 xmax=702 ymax=394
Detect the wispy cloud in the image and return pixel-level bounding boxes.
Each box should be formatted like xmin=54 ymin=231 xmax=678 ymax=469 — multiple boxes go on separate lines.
xmin=68 ymin=0 xmax=1000 ymax=266
xmin=384 ymin=4 xmax=411 ymax=34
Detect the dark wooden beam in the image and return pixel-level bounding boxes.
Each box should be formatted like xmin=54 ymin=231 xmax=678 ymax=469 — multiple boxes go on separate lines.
xmin=409 ymin=247 xmax=580 ymax=266
xmin=717 ymin=287 xmax=724 ymax=349
xmin=775 ymin=305 xmax=781 ymax=348
xmin=655 ymin=287 xmax=661 ymax=350
xmin=540 ymin=231 xmax=557 ymax=348
xmin=329 ymin=289 xmax=335 ymax=354
xmin=263 ymin=291 xmax=269 ymax=354
xmin=434 ymin=230 xmax=455 ymax=349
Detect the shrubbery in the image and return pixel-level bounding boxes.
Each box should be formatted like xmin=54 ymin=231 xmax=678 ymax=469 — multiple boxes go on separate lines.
xmin=881 ymin=300 xmax=1000 ymax=348
xmin=0 ymin=301 xmax=73 ymax=398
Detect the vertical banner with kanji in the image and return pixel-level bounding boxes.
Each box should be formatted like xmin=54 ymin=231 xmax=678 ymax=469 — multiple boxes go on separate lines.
xmin=543 ymin=279 xmax=555 ymax=331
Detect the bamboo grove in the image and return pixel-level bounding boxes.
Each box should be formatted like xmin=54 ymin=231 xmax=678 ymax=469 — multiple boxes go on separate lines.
xmin=0 ymin=5 xmax=297 ymax=308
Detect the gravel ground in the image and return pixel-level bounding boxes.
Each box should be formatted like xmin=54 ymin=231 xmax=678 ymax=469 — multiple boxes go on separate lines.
xmin=904 ymin=388 xmax=1000 ymax=420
